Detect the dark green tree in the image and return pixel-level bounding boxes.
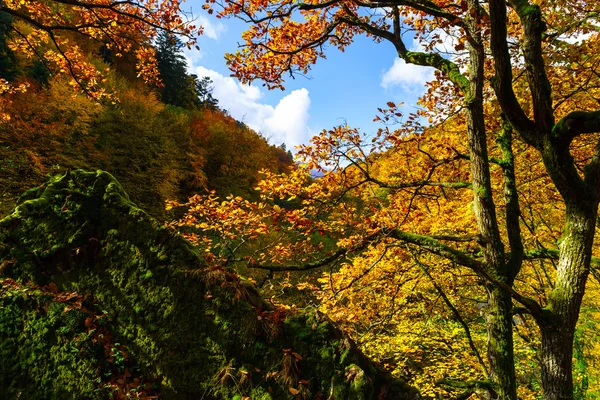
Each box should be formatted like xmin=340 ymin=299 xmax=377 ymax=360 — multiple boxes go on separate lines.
xmin=155 ymin=32 xmax=218 ymax=110
xmin=0 ymin=12 xmax=18 ymax=82
xmin=194 ymin=75 xmax=218 ymax=109
xmin=155 ymin=31 xmax=195 ymax=108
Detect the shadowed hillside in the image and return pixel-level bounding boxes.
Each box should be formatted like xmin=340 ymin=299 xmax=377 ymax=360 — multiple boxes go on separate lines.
xmin=0 ymin=170 xmax=419 ymax=399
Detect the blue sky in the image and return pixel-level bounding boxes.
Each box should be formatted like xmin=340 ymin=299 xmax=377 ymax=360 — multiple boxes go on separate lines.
xmin=183 ymin=9 xmax=437 ymax=150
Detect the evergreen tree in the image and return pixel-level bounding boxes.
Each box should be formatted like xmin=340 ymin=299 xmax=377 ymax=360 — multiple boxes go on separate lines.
xmin=0 ymin=12 xmax=18 ymax=82
xmin=155 ymin=31 xmax=195 ymax=108
xmin=155 ymin=32 xmax=218 ymax=110
xmin=194 ymin=75 xmax=218 ymax=109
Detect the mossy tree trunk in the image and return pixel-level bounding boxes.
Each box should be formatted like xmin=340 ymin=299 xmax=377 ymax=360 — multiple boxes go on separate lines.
xmin=465 ymin=2 xmax=518 ymax=397
xmin=539 ymin=206 xmax=598 ymax=400
xmin=485 ymin=286 xmax=517 ymax=399
xmin=488 ymin=0 xmax=600 ymax=396
xmin=389 ymin=0 xmax=521 ymax=395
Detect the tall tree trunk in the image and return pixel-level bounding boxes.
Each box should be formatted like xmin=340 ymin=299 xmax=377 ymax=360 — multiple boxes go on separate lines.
xmin=465 ymin=6 xmax=517 ymax=396
xmin=540 ymin=206 xmax=597 ymax=400
xmin=466 ymin=99 xmax=517 ymax=398
xmin=541 ymin=327 xmax=575 ymax=400
xmin=486 ymin=286 xmax=517 ymax=399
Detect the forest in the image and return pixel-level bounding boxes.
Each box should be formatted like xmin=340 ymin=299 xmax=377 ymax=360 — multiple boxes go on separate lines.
xmin=0 ymin=0 xmax=599 ymax=399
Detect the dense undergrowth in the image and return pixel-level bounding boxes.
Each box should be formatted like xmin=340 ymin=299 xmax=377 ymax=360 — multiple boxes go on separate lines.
xmin=0 ymin=170 xmax=419 ymax=399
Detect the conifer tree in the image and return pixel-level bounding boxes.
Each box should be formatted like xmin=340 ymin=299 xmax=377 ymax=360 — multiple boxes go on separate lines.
xmin=0 ymin=12 xmax=18 ymax=82
xmin=155 ymin=32 xmax=218 ymax=110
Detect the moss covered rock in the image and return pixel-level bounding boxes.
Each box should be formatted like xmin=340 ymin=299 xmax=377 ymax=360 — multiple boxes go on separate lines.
xmin=0 ymin=170 xmax=419 ymax=399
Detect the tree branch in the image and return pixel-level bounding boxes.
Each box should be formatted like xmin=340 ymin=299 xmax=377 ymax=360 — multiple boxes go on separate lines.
xmin=523 ymin=248 xmax=600 ymax=266
xmin=437 ymin=378 xmax=493 ymax=398
xmin=430 ymin=234 xmax=482 ymax=242
xmin=552 ymin=109 xmax=600 ymax=144
xmin=509 ymin=0 xmax=555 ymax=133
xmin=382 ymin=228 xmax=544 ymax=317
xmin=246 ymin=232 xmax=380 ymax=271
xmin=337 ymin=8 xmax=469 ymax=92
xmin=384 ymin=228 xmax=486 ymax=270
xmin=497 ymin=116 xmax=524 ymax=282
xmin=488 ymin=0 xmax=537 ymax=146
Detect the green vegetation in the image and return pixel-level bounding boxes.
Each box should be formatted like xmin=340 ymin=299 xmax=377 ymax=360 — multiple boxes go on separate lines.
xmin=0 ymin=170 xmax=418 ymax=399
xmin=155 ymin=31 xmax=218 ymax=110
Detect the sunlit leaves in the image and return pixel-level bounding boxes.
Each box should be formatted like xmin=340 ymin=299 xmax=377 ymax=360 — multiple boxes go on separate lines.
xmin=0 ymin=0 xmax=201 ymax=97
xmin=174 ymin=0 xmax=600 ymax=396
xmin=169 ymin=104 xmax=600 ymax=396
xmin=167 ymin=184 xmax=335 ymax=268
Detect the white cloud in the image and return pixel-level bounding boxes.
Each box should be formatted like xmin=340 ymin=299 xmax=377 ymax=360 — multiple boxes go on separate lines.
xmin=183 ymin=51 xmax=204 ymax=67
xmin=196 ymin=14 xmax=226 ymax=40
xmin=240 ymin=84 xmax=262 ymax=101
xmin=192 ymin=66 xmax=311 ymax=148
xmin=380 ymin=58 xmax=435 ymax=90
xmin=264 ymin=89 xmax=311 ymax=148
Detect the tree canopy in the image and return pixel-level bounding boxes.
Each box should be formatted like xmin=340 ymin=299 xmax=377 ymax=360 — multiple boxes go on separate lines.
xmin=167 ymin=0 xmax=600 ymax=398
xmin=2 ymin=0 xmax=600 ymax=397
xmin=0 ymin=0 xmax=200 ymax=97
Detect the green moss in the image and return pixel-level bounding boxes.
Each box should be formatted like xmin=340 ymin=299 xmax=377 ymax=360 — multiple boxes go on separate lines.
xmin=346 ymin=364 xmax=371 ymax=400
xmin=476 ymin=185 xmax=489 ymax=199
xmin=514 ymin=3 xmax=541 ymax=19
xmin=0 ymin=170 xmax=419 ymax=399
xmin=404 ymin=51 xmax=468 ymax=91
xmin=0 ymin=281 xmax=112 ymax=399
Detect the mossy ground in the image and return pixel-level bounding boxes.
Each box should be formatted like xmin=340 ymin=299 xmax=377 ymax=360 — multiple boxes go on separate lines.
xmin=0 ymin=170 xmax=419 ymax=399
xmin=0 ymin=278 xmax=158 ymax=399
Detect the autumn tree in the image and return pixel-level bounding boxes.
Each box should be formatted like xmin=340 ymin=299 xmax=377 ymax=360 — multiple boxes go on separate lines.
xmin=0 ymin=0 xmax=201 ymax=98
xmin=188 ymin=108 xmax=293 ymax=199
xmin=183 ymin=0 xmax=600 ymax=398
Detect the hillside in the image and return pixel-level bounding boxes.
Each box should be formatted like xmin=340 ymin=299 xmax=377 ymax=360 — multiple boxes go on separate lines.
xmin=0 ymin=170 xmax=419 ymax=399
xmin=0 ymin=15 xmax=293 ymax=220
xmin=0 ymin=80 xmax=292 ymax=220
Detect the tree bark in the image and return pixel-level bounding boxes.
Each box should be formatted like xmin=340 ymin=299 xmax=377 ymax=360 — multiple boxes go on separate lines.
xmin=465 ymin=5 xmax=517 ymax=396
xmin=465 ymin=98 xmax=517 ymax=400
xmin=541 ymin=326 xmax=575 ymax=400
xmin=486 ymin=286 xmax=518 ymax=399
xmin=540 ymin=206 xmax=597 ymax=400
xmin=489 ymin=0 xmax=600 ymax=396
